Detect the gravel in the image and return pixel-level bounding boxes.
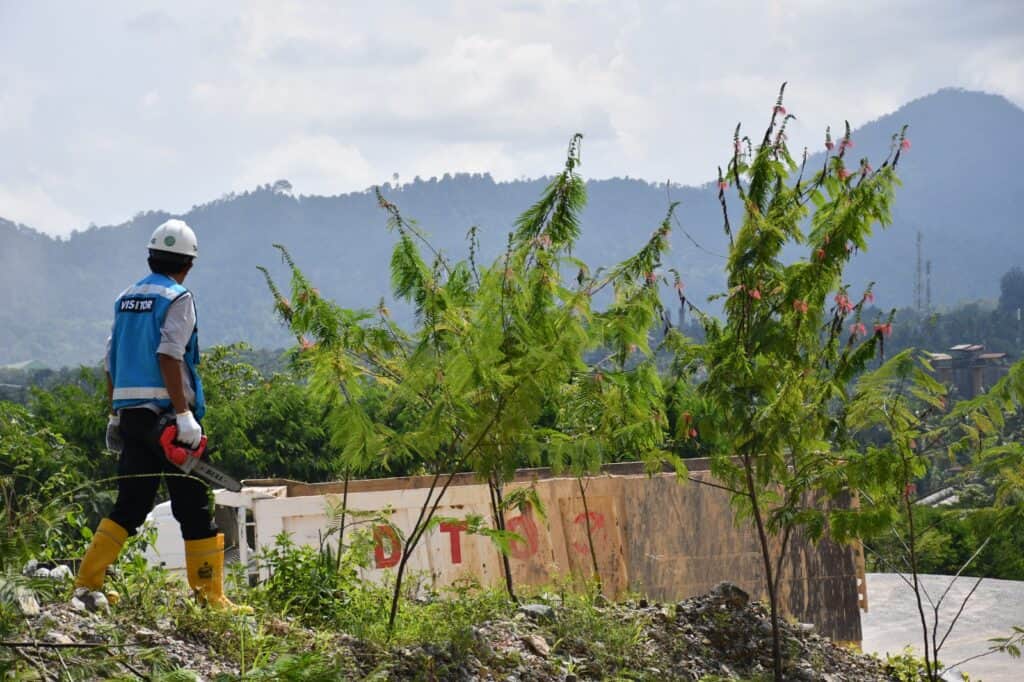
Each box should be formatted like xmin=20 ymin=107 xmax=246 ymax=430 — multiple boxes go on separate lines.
xmin=7 ymin=580 xmax=908 ymax=680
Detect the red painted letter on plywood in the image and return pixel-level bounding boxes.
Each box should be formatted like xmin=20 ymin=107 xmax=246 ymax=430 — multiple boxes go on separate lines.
xmin=374 ymin=525 xmax=401 ymax=568
xmin=572 ymin=511 xmax=605 ymax=555
xmin=440 ymin=521 xmax=467 ymax=564
xmin=506 ymin=511 xmax=540 ymax=560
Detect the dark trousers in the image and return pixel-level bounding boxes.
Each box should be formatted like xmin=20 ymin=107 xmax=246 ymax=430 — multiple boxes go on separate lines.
xmin=108 ymin=408 xmax=217 ymax=541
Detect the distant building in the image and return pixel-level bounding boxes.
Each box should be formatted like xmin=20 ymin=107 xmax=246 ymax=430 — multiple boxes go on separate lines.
xmin=926 ymin=344 xmax=1009 ymax=399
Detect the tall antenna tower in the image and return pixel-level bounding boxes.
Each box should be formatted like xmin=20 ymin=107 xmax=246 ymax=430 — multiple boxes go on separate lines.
xmin=914 ymin=231 xmax=923 ymax=313
xmin=925 ymin=260 xmax=932 ymax=313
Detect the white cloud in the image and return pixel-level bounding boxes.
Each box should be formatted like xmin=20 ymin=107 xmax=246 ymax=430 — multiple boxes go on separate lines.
xmin=0 ymin=185 xmax=85 ymax=237
xmin=961 ymin=42 xmax=1024 ymax=103
xmin=234 ymin=135 xmax=376 ymax=196
xmin=125 ymin=9 xmax=178 ymax=34
xmin=0 ymin=0 xmax=1022 ymax=235
xmin=139 ymin=89 xmax=161 ymax=112
xmin=0 ymin=73 xmax=39 ymax=132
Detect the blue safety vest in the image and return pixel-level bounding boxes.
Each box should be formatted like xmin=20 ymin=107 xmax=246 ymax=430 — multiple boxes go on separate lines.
xmin=109 ymin=273 xmax=205 ymax=419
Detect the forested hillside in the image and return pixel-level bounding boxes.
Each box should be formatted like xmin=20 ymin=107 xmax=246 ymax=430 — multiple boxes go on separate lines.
xmin=2 ymin=88 xmax=1022 ymax=367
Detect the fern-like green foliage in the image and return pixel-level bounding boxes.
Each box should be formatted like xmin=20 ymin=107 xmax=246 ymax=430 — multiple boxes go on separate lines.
xmin=670 ymin=83 xmax=910 ymax=682
xmin=686 ymin=85 xmax=907 ymax=536
xmin=947 ymin=357 xmax=1024 ymax=504
xmin=260 ymin=134 xmax=682 ymax=626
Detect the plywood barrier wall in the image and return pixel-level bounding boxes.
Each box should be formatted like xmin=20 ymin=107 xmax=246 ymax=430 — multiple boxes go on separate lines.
xmin=246 ymin=460 xmax=863 ymax=643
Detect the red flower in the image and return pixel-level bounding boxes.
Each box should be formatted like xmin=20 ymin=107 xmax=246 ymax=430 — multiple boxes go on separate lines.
xmin=850 ymin=322 xmax=867 ymax=337
xmin=734 ymin=139 xmax=743 ymax=154
xmin=816 ymin=248 xmax=826 ymax=262
xmin=825 ymin=140 xmax=835 ymax=151
xmin=645 ymin=271 xmax=657 ymax=284
xmin=840 ymin=139 xmax=854 ymax=150
xmin=838 ymin=167 xmax=852 ymax=180
xmin=861 ymin=163 xmax=873 ymax=175
xmin=864 ymin=291 xmax=875 ymax=304
xmin=874 ymin=322 xmax=893 ymax=337
xmin=834 ymin=293 xmax=854 ymax=314
xmin=774 ymin=105 xmax=787 ymax=115
xmin=674 ymin=280 xmax=685 ymax=293
xmin=793 ymin=299 xmax=809 ymax=314
xmin=749 ymin=288 xmax=762 ymax=300
xmin=276 ymin=297 xmax=293 ymax=317
xmin=903 ymin=482 xmax=916 ymax=500
xmin=718 ymin=180 xmax=729 ymax=191
xmin=299 ymin=337 xmax=315 ymax=351
xmin=900 ymin=139 xmax=911 ymax=151
xmin=689 ymin=428 xmax=698 ymax=439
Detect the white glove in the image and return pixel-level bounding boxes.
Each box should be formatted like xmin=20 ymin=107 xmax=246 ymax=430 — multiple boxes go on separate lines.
xmin=175 ymin=410 xmax=203 ymax=449
xmin=105 ymin=414 xmax=123 ymax=454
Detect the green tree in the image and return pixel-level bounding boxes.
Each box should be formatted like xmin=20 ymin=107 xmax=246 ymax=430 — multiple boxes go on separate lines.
xmin=261 ymin=135 xmax=681 ymax=631
xmin=199 ymin=344 xmax=335 ymax=482
xmin=998 ymin=266 xmax=1024 ymax=314
xmin=844 ymin=350 xmax=1024 ymax=680
xmin=681 ymin=85 xmax=908 ymax=681
xmin=0 ymin=402 xmax=96 ymax=567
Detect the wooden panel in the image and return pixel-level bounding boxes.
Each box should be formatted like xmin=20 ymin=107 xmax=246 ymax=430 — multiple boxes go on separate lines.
xmin=244 ymin=464 xmax=864 ymax=642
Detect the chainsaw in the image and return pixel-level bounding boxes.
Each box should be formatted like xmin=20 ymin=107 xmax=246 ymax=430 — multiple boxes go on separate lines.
xmin=159 ymin=421 xmax=242 ymax=492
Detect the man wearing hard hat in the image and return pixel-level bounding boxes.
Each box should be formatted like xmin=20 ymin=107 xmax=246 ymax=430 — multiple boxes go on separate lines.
xmin=72 ymin=219 xmax=245 ymax=613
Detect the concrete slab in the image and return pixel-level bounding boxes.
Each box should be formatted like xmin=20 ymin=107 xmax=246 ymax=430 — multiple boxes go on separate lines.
xmin=861 ymin=573 xmax=1024 ymax=681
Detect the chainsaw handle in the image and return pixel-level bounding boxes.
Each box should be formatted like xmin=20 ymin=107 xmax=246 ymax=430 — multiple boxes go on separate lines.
xmin=160 ymin=424 xmax=207 ymax=466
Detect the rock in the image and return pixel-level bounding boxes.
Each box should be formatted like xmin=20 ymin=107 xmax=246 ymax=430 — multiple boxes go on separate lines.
xmin=471 ymin=626 xmax=496 ymax=658
xmin=49 ymin=565 xmax=73 ymax=581
xmin=135 ymin=628 xmax=160 ymax=644
xmin=710 ymin=581 xmax=749 ymax=609
xmin=791 ymin=663 xmax=819 ymax=681
xmin=45 ymin=631 xmax=74 ymax=645
xmin=17 ymin=589 xmax=40 ymax=616
xmin=521 ymin=633 xmax=549 ymax=658
xmin=22 ymin=559 xmax=38 ymax=576
xmin=517 ymin=603 xmax=556 ymax=623
xmin=70 ymin=589 xmax=109 ymax=613
xmin=33 ymin=567 xmax=51 ymax=579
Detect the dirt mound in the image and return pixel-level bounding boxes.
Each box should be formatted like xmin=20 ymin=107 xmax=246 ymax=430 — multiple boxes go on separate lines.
xmin=8 ymin=582 xmax=898 ymax=680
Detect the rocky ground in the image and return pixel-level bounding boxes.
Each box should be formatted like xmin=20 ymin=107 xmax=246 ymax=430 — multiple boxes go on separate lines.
xmin=7 ymin=581 xmax=905 ymax=681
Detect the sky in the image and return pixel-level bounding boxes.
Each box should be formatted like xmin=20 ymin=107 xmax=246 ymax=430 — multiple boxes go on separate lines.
xmin=1 ymin=0 xmax=1022 ymax=237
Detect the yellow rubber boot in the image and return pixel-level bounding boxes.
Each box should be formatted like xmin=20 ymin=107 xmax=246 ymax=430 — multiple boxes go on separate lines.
xmin=73 ymin=518 xmax=128 ymax=610
xmin=184 ymin=534 xmax=252 ymax=614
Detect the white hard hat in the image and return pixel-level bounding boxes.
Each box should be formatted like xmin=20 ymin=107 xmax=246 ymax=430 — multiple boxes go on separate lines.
xmin=149 ymin=219 xmax=199 ymax=258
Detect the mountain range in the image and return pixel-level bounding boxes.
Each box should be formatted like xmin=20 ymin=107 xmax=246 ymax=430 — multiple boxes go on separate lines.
xmin=2 ymin=88 xmax=1022 ymax=367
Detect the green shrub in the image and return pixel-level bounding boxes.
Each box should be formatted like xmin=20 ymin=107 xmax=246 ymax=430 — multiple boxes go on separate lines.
xmin=867 ymin=504 xmax=1024 ymax=580
xmin=252 ymin=532 xmax=363 ymax=627
xmin=883 ymin=646 xmax=932 ymax=682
